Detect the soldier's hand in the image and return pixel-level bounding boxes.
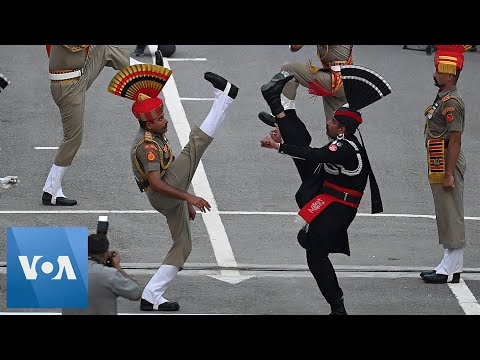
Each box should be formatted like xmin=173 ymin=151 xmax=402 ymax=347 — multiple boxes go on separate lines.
xmin=260 ymin=135 xmax=280 ymax=150
xmin=109 ymin=250 xmax=121 ymax=268
xmin=443 ymin=174 xmax=455 ymax=191
xmin=0 ymin=176 xmax=19 ymax=192
xmin=270 ymin=124 xmax=282 ymax=143
xmin=188 ymin=203 xmax=197 ymax=220
xmin=188 ymin=195 xmax=211 ymax=213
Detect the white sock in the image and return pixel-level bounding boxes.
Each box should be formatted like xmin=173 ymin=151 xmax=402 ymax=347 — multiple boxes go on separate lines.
xmin=142 ymin=264 xmax=180 ymax=305
xmin=199 ymin=83 xmax=234 ymax=137
xmin=281 ymin=94 xmax=295 ymax=111
xmin=435 ymin=248 xmax=464 ymax=276
xmin=129 ymin=57 xmax=143 ymax=65
xmin=43 ymin=164 xmax=66 ymax=203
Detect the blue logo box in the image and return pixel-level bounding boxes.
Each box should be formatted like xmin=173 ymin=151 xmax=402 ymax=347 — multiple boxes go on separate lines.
xmin=7 ymin=227 xmax=88 ymax=308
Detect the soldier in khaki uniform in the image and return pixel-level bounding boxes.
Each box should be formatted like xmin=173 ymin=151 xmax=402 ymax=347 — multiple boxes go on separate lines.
xmin=128 ymin=71 xmax=238 ymax=311
xmin=420 ymin=45 xmax=472 ymax=284
xmin=259 ymin=45 xmax=353 ymax=127
xmin=42 ymin=45 xmax=161 ymax=206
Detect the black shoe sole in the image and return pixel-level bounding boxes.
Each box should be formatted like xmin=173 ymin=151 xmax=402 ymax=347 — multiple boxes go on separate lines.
xmin=258 ymin=111 xmax=276 ymax=127
xmin=420 ymin=270 xmax=436 ymax=278
xmin=140 ymin=298 xmax=180 ymax=311
xmin=42 ymin=192 xmax=77 ymax=206
xmin=422 ymin=272 xmax=460 ymax=283
xmin=260 ymin=71 xmax=294 ymax=95
xmin=140 ymin=303 xmax=180 ymax=311
xmin=204 ymin=72 xmax=238 ymax=99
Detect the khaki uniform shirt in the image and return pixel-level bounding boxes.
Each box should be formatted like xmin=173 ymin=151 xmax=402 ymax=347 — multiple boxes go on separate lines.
xmin=131 ymin=128 xmax=173 ymax=185
xmin=425 ymin=86 xmax=465 ymax=141
xmin=316 ymin=45 xmax=353 ymax=66
xmin=48 ymin=45 xmax=91 ymax=71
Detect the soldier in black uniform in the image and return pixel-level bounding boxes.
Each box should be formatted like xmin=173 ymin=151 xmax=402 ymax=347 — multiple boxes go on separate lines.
xmin=260 ymin=66 xmax=392 ymax=315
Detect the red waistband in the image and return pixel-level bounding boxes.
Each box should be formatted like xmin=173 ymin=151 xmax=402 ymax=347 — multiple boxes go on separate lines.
xmin=324 ymin=181 xmax=363 ymax=198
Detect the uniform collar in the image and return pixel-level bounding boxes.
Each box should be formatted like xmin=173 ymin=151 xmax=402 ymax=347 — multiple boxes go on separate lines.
xmin=437 ymin=85 xmax=457 ymax=99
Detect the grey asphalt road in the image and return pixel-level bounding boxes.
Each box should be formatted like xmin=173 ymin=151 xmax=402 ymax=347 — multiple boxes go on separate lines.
xmin=1 ymin=45 xmax=479 ymax=315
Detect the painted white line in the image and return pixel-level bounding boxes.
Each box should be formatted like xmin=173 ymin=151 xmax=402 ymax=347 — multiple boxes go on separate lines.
xmin=0 ymin=312 xmax=233 ymax=315
xmin=34 ymin=147 xmax=59 ymax=150
xmin=167 ymin=58 xmax=207 ymax=62
xmin=1 ymin=210 xmax=479 ymax=221
xmin=448 ymin=280 xmax=480 ymax=315
xmin=179 ymin=98 xmax=214 ymax=101
xmin=159 ymin=57 xmax=240 ymax=277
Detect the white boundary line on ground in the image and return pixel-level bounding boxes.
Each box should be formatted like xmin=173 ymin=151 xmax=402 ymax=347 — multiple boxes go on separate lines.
xmin=155 ymin=54 xmax=241 ymax=277
xmin=1 ymin=210 xmax=479 ymax=221
xmin=448 ymin=280 xmax=480 ymax=315
xmin=166 ymin=58 xmax=207 ymax=61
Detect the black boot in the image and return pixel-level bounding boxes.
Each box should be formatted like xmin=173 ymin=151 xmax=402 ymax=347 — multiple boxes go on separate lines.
xmin=42 ymin=192 xmax=77 ymax=206
xmin=329 ymin=298 xmax=348 ymax=315
xmin=258 ymin=111 xmax=276 ymax=127
xmin=157 ymin=45 xmax=176 ymax=57
xmin=261 ymin=71 xmax=294 ymax=116
xmin=204 ymin=71 xmax=239 ymax=99
xmin=133 ymin=45 xmax=146 ymax=56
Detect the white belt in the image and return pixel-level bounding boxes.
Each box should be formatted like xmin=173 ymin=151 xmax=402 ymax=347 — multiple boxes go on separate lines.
xmin=49 ymin=69 xmax=83 ymax=81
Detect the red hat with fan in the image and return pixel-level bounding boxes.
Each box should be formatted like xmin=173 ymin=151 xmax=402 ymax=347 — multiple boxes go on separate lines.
xmin=107 ymin=63 xmax=173 ymax=122
xmin=434 ymin=45 xmax=472 ymax=75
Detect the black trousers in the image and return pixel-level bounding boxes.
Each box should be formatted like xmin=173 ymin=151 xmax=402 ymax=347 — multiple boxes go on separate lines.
xmin=276 ymin=110 xmax=316 ymax=182
xmin=276 ymin=110 xmax=344 ymax=306
xmin=306 ymin=246 xmax=343 ymax=306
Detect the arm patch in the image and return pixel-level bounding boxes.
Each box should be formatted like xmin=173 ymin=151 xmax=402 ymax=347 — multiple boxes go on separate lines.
xmin=146 ymin=151 xmax=157 ymax=162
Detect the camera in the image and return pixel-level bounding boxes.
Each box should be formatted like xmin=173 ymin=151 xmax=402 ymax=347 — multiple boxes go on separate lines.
xmin=96 ymin=216 xmax=114 ymax=267
xmin=97 ymin=215 xmax=109 ymax=236
xmin=105 ymin=251 xmax=116 ymax=267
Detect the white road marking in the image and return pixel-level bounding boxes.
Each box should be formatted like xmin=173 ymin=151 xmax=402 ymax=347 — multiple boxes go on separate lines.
xmin=448 ymin=280 xmax=480 ymax=315
xmin=166 ymin=58 xmax=207 ymax=62
xmin=1 ymin=210 xmax=479 ymax=221
xmin=157 ymin=56 xmax=242 ymax=282
xmin=34 ymin=147 xmax=59 ymax=150
xmin=179 ymin=98 xmax=214 ymax=101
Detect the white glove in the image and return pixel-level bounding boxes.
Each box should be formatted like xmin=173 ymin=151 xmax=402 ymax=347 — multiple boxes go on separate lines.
xmin=0 ymin=176 xmax=19 ymax=193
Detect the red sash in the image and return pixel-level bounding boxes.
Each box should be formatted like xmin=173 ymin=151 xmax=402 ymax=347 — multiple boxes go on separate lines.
xmin=298 ymin=181 xmax=362 ymax=224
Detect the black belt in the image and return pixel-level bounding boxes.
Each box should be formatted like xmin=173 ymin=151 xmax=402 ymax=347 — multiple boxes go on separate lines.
xmin=322 ymin=185 xmax=361 ymax=205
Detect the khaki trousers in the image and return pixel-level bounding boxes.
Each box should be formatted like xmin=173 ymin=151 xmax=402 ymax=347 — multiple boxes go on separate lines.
xmin=51 ymin=45 xmax=130 ymax=166
xmin=430 ymin=150 xmax=466 ymax=249
xmin=147 ymin=126 xmax=213 ymax=268
xmin=280 ymin=62 xmax=347 ymax=122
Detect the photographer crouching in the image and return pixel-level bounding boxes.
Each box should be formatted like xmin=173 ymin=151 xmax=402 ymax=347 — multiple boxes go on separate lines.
xmin=62 ymin=217 xmax=142 ymax=315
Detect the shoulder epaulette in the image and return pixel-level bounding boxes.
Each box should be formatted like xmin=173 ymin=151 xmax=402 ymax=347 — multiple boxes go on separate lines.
xmin=144 ymin=131 xmax=154 ymax=142
xmin=441 ymin=95 xmax=464 ymax=111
